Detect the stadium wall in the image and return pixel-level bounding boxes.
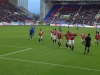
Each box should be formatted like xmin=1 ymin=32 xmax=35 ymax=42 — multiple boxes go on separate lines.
xmin=40 ymin=0 xmax=53 ymax=20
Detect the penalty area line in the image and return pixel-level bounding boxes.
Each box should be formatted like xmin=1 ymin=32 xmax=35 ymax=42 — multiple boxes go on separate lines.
xmin=0 ymin=57 xmax=100 ymax=72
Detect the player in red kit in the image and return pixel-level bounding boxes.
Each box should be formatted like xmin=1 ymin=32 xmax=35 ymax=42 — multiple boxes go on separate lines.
xmin=63 ymin=31 xmax=71 ymax=49
xmin=39 ymin=29 xmax=43 ymax=43
xmin=70 ymin=32 xmax=77 ymax=51
xmin=52 ymin=28 xmax=57 ymax=43
xmin=81 ymin=32 xmax=86 ymax=45
xmin=51 ymin=29 xmax=54 ymax=40
xmin=95 ymin=32 xmax=99 ymax=45
xmin=57 ymin=30 xmax=63 ymax=48
xmin=98 ymin=32 xmax=100 ymax=41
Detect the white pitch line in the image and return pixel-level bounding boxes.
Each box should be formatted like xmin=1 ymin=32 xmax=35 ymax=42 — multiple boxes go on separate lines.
xmin=0 ymin=45 xmax=28 ymax=48
xmin=0 ymin=57 xmax=100 ymax=72
xmin=0 ymin=48 xmax=32 ymax=57
xmin=0 ymin=34 xmax=26 ymax=38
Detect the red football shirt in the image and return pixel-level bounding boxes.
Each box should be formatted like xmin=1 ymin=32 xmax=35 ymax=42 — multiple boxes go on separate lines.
xmin=95 ymin=34 xmax=99 ymax=40
xmin=64 ymin=32 xmax=71 ymax=40
xmin=51 ymin=30 xmax=54 ymax=34
xmin=53 ymin=30 xmax=57 ymax=35
xmin=99 ymin=34 xmax=100 ymax=40
xmin=39 ymin=31 xmax=43 ymax=36
xmin=81 ymin=33 xmax=85 ymax=39
xmin=57 ymin=32 xmax=62 ymax=39
xmin=70 ymin=33 xmax=77 ymax=40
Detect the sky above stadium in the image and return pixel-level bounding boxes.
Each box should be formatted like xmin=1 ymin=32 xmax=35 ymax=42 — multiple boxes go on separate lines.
xmin=28 ymin=0 xmax=40 ymax=14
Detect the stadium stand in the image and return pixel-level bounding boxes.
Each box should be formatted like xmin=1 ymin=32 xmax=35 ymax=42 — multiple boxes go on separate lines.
xmin=0 ymin=0 xmax=32 ymax=22
xmin=44 ymin=2 xmax=100 ymax=25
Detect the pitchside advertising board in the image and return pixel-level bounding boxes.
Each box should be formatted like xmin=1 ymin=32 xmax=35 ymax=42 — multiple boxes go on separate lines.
xmin=50 ymin=24 xmax=100 ymax=28
xmin=0 ymin=22 xmax=100 ymax=28
xmin=0 ymin=22 xmax=39 ymax=26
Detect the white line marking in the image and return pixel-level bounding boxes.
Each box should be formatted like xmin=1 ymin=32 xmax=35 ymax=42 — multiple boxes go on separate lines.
xmin=0 ymin=34 xmax=26 ymax=38
xmin=0 ymin=48 xmax=32 ymax=57
xmin=0 ymin=45 xmax=28 ymax=48
xmin=0 ymin=57 xmax=100 ymax=72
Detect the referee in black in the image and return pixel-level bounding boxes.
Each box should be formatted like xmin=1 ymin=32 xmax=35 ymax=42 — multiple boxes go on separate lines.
xmin=84 ymin=33 xmax=91 ymax=54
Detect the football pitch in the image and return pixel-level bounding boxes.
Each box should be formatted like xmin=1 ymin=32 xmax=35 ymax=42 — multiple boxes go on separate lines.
xmin=0 ymin=25 xmax=100 ymax=75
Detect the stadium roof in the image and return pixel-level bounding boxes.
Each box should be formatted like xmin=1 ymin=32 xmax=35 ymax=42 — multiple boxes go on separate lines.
xmin=45 ymin=0 xmax=100 ymax=1
xmin=45 ymin=0 xmax=100 ymax=5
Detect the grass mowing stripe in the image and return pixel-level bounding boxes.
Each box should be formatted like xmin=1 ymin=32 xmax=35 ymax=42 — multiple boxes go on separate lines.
xmin=0 ymin=57 xmax=100 ymax=72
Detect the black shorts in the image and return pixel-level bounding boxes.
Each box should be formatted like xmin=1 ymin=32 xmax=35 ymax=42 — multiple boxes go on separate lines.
xmin=85 ymin=43 xmax=90 ymax=47
xmin=30 ymin=33 xmax=33 ymax=35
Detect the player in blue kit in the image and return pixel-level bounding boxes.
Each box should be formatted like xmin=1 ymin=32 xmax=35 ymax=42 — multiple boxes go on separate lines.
xmin=76 ymin=24 xmax=78 ymax=30
xmin=29 ymin=27 xmax=34 ymax=39
xmin=59 ymin=24 xmax=61 ymax=31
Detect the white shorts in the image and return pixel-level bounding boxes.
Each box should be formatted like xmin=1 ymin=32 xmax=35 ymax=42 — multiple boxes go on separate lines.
xmin=58 ymin=39 xmax=62 ymax=42
xmin=39 ymin=36 xmax=43 ymax=39
xmin=71 ymin=40 xmax=74 ymax=45
xmin=81 ymin=39 xmax=85 ymax=42
xmin=66 ymin=40 xmax=71 ymax=45
xmin=51 ymin=33 xmax=53 ymax=37
xmin=53 ymin=35 xmax=56 ymax=40
xmin=95 ymin=40 xmax=99 ymax=43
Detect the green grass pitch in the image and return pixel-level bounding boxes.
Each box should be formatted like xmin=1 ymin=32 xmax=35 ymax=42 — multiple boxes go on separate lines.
xmin=0 ymin=25 xmax=100 ymax=75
